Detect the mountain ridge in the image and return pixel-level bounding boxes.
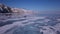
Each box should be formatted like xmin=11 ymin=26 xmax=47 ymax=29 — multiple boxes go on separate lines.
xmin=0 ymin=3 xmax=33 ymax=15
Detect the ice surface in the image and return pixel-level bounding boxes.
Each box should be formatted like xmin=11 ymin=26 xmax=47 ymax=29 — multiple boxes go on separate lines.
xmin=0 ymin=13 xmax=60 ymax=34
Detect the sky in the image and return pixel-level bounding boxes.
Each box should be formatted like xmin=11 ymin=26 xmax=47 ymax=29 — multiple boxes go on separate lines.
xmin=0 ymin=0 xmax=60 ymax=12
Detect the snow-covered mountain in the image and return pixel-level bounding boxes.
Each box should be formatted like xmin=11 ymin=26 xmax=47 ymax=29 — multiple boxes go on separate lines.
xmin=0 ymin=3 xmax=33 ymax=15
xmin=0 ymin=3 xmax=12 ymax=13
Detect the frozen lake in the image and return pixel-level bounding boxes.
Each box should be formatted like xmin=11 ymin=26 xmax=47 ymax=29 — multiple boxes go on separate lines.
xmin=0 ymin=13 xmax=60 ymax=34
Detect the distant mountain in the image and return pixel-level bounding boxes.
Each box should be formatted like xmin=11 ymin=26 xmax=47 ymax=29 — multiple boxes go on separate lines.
xmin=0 ymin=3 xmax=33 ymax=15
xmin=0 ymin=3 xmax=12 ymax=13
xmin=0 ymin=3 xmax=59 ymax=15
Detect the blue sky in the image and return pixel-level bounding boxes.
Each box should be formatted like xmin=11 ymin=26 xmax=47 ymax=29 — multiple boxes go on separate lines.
xmin=0 ymin=0 xmax=60 ymax=11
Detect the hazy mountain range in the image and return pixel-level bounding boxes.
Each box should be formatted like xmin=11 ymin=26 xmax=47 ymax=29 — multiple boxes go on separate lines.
xmin=0 ymin=3 xmax=60 ymax=15
xmin=0 ymin=3 xmax=33 ymax=15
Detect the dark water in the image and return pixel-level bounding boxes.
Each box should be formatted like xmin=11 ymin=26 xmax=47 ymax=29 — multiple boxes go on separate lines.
xmin=0 ymin=13 xmax=60 ymax=34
